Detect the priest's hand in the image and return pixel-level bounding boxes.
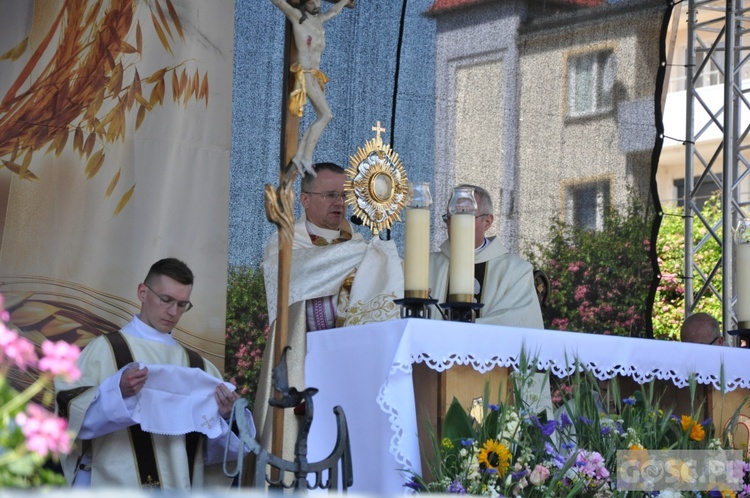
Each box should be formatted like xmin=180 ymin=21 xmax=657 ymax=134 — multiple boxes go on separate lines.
xmin=215 ymin=383 xmax=240 ymax=420
xmin=120 ymin=364 xmax=148 ymax=398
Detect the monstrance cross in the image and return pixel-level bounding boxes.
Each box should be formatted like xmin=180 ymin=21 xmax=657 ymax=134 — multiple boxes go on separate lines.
xmin=372 ymin=121 xmax=386 ymax=143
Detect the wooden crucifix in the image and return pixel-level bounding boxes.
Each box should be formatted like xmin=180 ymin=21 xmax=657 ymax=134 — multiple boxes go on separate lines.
xmin=263 ymin=0 xmax=356 ymax=475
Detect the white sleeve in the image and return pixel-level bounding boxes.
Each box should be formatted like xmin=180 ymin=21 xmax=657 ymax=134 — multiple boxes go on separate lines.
xmin=203 ymin=407 xmax=256 ymax=465
xmin=76 ymin=363 xmax=143 ymax=440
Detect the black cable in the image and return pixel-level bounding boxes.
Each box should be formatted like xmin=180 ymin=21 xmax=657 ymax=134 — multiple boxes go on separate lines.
xmin=384 ymin=0 xmax=409 ymax=242
xmin=390 ymin=0 xmax=408 ymax=149
xmin=430 ymin=294 xmax=447 ymax=320
xmin=644 ymin=0 xmax=676 ymax=339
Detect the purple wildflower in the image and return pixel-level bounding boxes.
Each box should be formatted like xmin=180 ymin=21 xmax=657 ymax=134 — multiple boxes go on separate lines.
xmin=511 ymin=469 xmax=529 ymax=479
xmin=447 ymin=480 xmax=466 ymax=494
xmin=559 ymin=412 xmax=572 ymax=427
xmin=404 ymin=477 xmax=424 ymax=491
xmin=531 ymin=416 xmax=558 ymax=436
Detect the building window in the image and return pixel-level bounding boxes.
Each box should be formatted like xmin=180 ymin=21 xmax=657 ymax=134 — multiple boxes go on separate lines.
xmin=565 ymin=180 xmax=610 ymax=231
xmin=674 ymin=174 xmax=721 ymax=209
xmin=566 ymin=49 xmax=616 ymax=118
xmin=669 ymin=45 xmax=727 ymax=93
xmin=694 ymin=48 xmax=724 ymax=88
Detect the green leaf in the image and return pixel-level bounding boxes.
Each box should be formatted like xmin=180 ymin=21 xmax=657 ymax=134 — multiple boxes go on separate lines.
xmin=442 ymin=397 xmax=475 ymax=442
xmin=7 ymin=453 xmax=37 ymax=476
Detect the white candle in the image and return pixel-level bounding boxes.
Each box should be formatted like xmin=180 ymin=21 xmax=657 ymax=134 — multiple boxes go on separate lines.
xmin=737 ymin=242 xmax=750 ymax=323
xmin=404 ymin=207 xmax=430 ymax=296
xmin=449 ymin=213 xmax=475 ymax=300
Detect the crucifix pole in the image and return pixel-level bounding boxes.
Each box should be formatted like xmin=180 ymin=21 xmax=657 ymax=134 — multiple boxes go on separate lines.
xmin=265 ymin=17 xmax=300 ymax=468
xmin=263 ymin=1 xmax=355 ymax=479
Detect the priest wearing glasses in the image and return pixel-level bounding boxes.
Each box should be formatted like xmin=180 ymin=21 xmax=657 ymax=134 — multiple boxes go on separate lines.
xmin=428 ymin=184 xmax=544 ymax=329
xmin=258 ymin=161 xmax=402 ymax=460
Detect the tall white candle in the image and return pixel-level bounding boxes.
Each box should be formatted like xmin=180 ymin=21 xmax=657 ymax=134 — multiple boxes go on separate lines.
xmin=737 ymin=242 xmax=750 ymax=323
xmin=404 ymin=207 xmax=430 ymax=296
xmin=449 ymin=213 xmax=475 ymax=300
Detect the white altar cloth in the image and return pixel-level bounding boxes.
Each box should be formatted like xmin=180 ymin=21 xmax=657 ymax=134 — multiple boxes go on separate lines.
xmin=304 ymin=318 xmax=750 ymax=495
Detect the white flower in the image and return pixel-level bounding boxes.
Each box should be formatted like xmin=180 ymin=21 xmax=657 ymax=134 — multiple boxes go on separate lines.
xmin=498 ymin=410 xmax=521 ymax=445
xmin=707 ymin=437 xmax=722 ymax=450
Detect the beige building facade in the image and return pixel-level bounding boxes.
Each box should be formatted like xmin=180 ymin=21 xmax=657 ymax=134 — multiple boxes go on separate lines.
xmin=428 ymin=0 xmax=666 ymax=254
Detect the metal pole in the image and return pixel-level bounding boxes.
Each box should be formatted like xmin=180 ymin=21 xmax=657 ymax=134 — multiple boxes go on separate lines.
xmin=685 ymin=0 xmax=697 ymax=315
xmin=723 ymin=0 xmax=736 ymax=337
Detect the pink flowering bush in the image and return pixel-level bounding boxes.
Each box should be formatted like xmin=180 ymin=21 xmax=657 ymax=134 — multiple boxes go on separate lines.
xmin=0 ymin=293 xmax=80 ymax=486
xmin=224 ymin=265 xmax=270 ymax=404
xmin=526 ymin=197 xmax=654 ymax=337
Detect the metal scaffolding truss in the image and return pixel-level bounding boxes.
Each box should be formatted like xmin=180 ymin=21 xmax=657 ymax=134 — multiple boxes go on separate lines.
xmin=684 ymin=0 xmax=750 ymax=334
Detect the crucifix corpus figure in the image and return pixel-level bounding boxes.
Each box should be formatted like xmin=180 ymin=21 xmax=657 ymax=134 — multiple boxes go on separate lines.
xmin=271 ymin=0 xmax=356 ymax=177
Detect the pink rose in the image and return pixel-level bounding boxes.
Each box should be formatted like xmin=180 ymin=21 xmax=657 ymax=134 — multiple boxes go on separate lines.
xmin=529 ymin=464 xmax=550 ymax=486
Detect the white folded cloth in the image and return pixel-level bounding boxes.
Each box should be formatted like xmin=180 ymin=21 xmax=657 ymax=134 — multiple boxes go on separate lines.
xmin=132 ymin=363 xmax=234 ymax=439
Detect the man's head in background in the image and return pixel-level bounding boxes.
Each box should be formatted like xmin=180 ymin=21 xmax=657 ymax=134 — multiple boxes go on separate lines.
xmin=680 ymin=312 xmax=723 ymax=345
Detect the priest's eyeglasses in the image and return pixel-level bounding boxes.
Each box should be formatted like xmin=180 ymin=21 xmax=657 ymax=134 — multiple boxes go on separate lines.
xmin=303 ymin=191 xmax=347 ymax=202
xmin=144 ymin=283 xmax=193 ymax=312
xmin=442 ymin=213 xmax=490 ymax=224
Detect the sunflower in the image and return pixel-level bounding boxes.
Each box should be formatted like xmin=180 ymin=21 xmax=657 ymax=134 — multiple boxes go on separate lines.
xmin=679 ymin=415 xmax=706 ymax=441
xmin=477 ymin=439 xmax=511 ymax=477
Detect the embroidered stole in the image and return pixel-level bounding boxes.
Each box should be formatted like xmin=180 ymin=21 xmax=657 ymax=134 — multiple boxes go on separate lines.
xmin=306 ymin=233 xmax=355 ymax=331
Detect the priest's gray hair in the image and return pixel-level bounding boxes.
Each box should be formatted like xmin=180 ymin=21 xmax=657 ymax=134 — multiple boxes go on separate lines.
xmin=457 ymin=183 xmax=493 ymax=216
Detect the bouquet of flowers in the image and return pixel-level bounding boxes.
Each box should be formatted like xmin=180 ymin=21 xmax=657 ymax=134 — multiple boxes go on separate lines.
xmin=0 ymin=293 xmax=80 ymax=486
xmin=405 ymin=357 xmax=750 ymax=497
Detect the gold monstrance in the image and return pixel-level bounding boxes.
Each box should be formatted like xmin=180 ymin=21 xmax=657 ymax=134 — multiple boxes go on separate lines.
xmin=344 ymin=121 xmax=409 ymax=236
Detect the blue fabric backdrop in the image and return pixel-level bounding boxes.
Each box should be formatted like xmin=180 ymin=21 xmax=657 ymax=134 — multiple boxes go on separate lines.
xmin=230 ymin=0 xmax=437 ymax=267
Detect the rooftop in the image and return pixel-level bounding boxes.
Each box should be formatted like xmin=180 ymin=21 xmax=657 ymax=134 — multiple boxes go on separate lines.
xmin=426 ymin=0 xmax=605 ymax=16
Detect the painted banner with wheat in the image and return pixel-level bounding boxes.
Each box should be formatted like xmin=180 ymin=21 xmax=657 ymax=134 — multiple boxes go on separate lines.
xmin=0 ymin=0 xmax=208 ymax=215
xmin=0 ymin=1 xmax=234 ymax=374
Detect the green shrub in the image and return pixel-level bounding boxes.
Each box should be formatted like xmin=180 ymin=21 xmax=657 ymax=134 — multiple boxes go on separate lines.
xmin=224 ymin=265 xmax=269 ymax=406
xmin=652 ymin=196 xmax=722 ymax=340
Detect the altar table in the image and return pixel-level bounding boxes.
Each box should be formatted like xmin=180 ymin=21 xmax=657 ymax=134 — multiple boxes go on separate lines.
xmin=303 ymin=319 xmax=750 ymax=495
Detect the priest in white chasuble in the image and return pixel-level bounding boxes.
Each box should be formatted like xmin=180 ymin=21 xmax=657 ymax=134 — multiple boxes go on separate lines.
xmin=428 ymin=184 xmax=544 ymax=329
xmin=256 ymin=162 xmax=403 ymax=463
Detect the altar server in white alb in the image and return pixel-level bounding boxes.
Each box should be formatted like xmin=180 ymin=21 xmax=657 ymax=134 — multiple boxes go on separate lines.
xmin=429 ymin=184 xmax=544 ymax=329
xmin=54 ymin=258 xmax=254 ymax=489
